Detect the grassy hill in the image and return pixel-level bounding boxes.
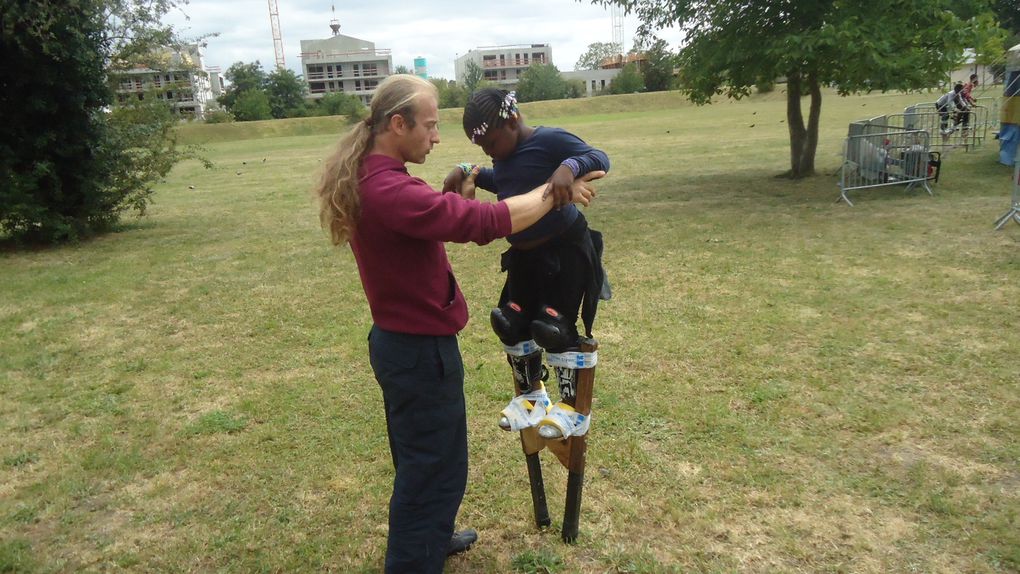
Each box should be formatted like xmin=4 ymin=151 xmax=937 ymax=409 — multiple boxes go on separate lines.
xmin=175 ymin=90 xmax=721 ymax=145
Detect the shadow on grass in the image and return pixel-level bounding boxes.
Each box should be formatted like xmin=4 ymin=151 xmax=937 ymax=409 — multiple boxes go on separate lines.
xmin=0 ymin=218 xmax=158 ymax=255
xmin=602 ymin=162 xmax=974 ymax=210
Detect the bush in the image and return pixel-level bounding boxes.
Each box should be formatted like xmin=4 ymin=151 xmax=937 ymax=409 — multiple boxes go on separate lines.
xmin=516 ymin=63 xmax=569 ymax=103
xmin=232 ymin=89 xmax=273 ymax=121
xmin=609 ymin=63 xmax=645 ymax=95
xmin=565 ymin=79 xmax=587 ymax=99
xmin=0 ymin=1 xmax=115 ymax=242
xmin=316 ymin=92 xmax=367 ymax=123
xmin=203 ymin=109 xmax=234 ymax=123
xmin=0 ymin=0 xmax=206 ymax=244
xmin=100 ymin=96 xmax=202 ymax=218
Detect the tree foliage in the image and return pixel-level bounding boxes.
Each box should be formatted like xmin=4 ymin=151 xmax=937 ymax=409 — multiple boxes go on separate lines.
xmin=394 ymin=64 xmax=411 ymax=74
xmin=595 ymin=0 xmax=1002 ymax=178
xmin=430 ymin=78 xmax=468 ymax=109
xmin=639 ymin=37 xmax=676 ymax=92
xmin=265 ymin=68 xmax=307 ymax=119
xmin=516 ymin=63 xmax=571 ymax=102
xmin=1 ymin=1 xmax=110 ymax=242
xmin=317 ymin=92 xmax=367 ymax=121
xmin=575 ymin=42 xmax=623 ymax=70
xmin=996 ymin=0 xmax=1020 ymax=34
xmin=1 ymin=0 xmax=204 ymax=243
xmin=609 ymin=63 xmax=645 ymax=94
xmin=565 ymin=79 xmax=587 ymax=98
xmin=462 ymin=60 xmax=485 ymax=94
xmin=991 ymin=0 xmax=1019 ymax=55
xmin=232 ymin=89 xmax=273 ymax=121
xmin=219 ymin=61 xmax=267 ymax=112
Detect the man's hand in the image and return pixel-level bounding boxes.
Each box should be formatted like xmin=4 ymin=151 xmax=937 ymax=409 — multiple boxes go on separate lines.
xmin=570 ymin=170 xmax=605 ymax=207
xmin=543 ymin=164 xmax=576 ymax=209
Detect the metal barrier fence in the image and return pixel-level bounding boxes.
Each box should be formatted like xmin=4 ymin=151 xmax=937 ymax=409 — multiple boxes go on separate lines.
xmin=888 ymin=106 xmax=989 ymax=151
xmin=839 ymin=124 xmax=938 ymax=206
xmin=912 ymin=97 xmax=1000 ymax=132
xmin=974 ymin=97 xmax=1000 ymax=130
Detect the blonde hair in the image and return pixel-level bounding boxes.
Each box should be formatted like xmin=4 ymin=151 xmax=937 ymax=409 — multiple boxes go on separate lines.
xmin=316 ymin=74 xmax=438 ymax=246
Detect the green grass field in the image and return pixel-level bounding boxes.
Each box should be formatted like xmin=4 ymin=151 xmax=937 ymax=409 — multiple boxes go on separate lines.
xmin=2 ymin=89 xmax=1019 ymax=573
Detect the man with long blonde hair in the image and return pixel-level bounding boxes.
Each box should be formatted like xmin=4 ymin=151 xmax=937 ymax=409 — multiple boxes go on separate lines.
xmin=315 ymin=74 xmax=601 ymax=573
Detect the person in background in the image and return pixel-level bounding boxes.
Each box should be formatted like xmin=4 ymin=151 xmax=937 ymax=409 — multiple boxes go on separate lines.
xmin=936 ymin=83 xmax=968 ymax=136
xmin=962 ymin=73 xmax=979 ymax=107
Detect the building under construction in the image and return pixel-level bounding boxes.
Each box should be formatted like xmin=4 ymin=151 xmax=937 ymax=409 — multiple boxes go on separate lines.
xmin=113 ymin=44 xmax=222 ymax=119
xmin=300 ymin=12 xmax=392 ymax=105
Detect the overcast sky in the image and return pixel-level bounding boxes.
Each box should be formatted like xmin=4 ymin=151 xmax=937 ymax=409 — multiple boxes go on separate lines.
xmin=162 ymin=1 xmax=684 ymax=80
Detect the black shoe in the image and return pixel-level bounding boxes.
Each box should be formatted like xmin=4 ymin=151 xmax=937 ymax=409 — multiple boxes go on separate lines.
xmin=447 ymin=529 xmax=477 ymax=556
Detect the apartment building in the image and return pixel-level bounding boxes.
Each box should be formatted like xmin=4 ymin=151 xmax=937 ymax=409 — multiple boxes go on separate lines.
xmin=454 ymin=44 xmax=553 ymax=88
xmin=561 ymin=68 xmax=621 ymax=97
xmin=113 ymin=44 xmax=219 ymax=118
xmin=300 ymin=34 xmax=392 ymax=104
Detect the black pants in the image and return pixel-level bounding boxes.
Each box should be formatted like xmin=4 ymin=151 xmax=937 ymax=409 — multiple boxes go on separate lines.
xmin=500 ymin=214 xmax=604 ymax=343
xmin=368 ymin=325 xmax=467 ymax=574
xmin=937 ymin=104 xmax=951 ymax=131
xmin=501 ymin=239 xmax=588 ymax=342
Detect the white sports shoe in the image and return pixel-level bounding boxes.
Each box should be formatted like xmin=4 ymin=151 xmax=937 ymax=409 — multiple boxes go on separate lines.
xmin=498 ymin=385 xmax=551 ymax=431
xmin=537 ymin=402 xmax=591 ymax=439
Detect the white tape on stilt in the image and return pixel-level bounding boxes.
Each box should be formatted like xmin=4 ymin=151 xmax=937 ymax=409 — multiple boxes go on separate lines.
xmin=504 ymin=340 xmax=543 ymax=357
xmin=546 ymin=351 xmax=598 ymax=369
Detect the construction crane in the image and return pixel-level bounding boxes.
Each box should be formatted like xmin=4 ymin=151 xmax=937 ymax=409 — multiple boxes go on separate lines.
xmin=611 ymin=6 xmax=625 ymax=55
xmin=268 ymin=0 xmax=285 ymax=69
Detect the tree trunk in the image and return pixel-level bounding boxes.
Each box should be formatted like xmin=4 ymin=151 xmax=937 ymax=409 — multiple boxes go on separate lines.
xmin=784 ymin=71 xmax=822 ymax=178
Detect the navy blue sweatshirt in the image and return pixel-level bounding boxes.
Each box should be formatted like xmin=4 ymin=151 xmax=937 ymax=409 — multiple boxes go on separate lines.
xmin=475 ymin=126 xmax=610 ymax=245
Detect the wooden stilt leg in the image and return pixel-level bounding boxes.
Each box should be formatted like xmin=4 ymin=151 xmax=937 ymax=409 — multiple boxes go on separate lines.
xmin=511 ymin=369 xmax=551 ymax=528
xmin=559 ymin=338 xmax=597 ymax=543
xmin=523 ymin=447 xmax=551 ymax=528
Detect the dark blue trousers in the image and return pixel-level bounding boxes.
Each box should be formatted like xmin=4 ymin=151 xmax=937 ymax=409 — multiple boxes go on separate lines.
xmin=368 ymin=325 xmax=468 ymax=574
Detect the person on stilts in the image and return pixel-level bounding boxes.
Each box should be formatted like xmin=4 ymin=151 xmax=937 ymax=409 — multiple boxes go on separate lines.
xmin=444 ymin=88 xmax=611 ymax=542
xmin=316 ymin=76 xmax=601 ymax=572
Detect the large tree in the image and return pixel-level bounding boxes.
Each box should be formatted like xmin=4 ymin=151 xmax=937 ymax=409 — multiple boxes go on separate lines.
xmin=639 ymin=37 xmax=675 ymax=92
xmin=575 ymin=42 xmax=623 ymax=70
xmin=1 ymin=0 xmax=202 ymax=243
xmin=265 ymin=68 xmax=307 ymax=119
xmin=596 ymin=0 xmax=1001 ymax=178
xmin=219 ymin=61 xmax=267 ymax=112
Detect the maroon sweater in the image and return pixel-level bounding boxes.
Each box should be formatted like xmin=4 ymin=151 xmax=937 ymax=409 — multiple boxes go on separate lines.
xmin=350 ymin=154 xmax=512 ymax=335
